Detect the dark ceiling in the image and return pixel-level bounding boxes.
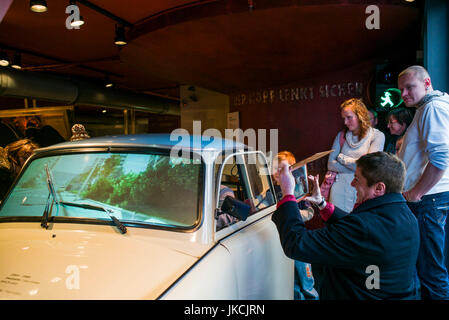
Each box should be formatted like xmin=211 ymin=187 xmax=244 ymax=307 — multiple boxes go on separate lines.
xmin=0 ymin=0 xmax=422 ymax=101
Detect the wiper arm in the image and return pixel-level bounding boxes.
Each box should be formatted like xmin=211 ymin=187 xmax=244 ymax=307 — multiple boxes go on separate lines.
xmin=59 ymin=201 xmax=127 ymax=234
xmin=41 ymin=193 xmax=52 ymax=229
xmin=41 ymin=165 xmax=59 ymax=229
xmin=39 ymin=164 xmax=126 ymax=234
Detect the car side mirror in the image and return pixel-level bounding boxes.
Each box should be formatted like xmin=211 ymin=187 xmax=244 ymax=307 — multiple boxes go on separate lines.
xmin=220 ymin=196 xmax=250 ymax=221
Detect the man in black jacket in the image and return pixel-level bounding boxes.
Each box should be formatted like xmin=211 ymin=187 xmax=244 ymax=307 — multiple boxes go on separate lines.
xmin=272 ymin=151 xmax=420 ymax=299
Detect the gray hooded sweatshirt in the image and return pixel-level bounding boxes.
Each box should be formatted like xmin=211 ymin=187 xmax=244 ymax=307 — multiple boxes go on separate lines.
xmin=398 ymin=90 xmax=449 ymax=194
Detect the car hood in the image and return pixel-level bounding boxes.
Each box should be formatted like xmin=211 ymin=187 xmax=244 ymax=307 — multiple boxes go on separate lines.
xmin=0 ymin=223 xmax=211 ymax=299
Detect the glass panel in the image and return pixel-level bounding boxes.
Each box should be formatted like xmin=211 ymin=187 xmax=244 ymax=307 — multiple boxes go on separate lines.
xmin=244 ymin=153 xmax=275 ymax=211
xmin=215 ymin=155 xmax=245 ymax=231
xmin=215 ymin=152 xmax=274 ymax=230
xmin=0 ymin=152 xmax=201 ymax=228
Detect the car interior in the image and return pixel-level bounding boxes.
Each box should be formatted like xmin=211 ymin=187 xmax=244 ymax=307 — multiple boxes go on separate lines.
xmin=215 ymin=152 xmax=275 ymax=231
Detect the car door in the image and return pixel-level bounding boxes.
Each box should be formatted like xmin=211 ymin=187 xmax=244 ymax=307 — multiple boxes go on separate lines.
xmin=214 ymin=151 xmax=294 ymax=299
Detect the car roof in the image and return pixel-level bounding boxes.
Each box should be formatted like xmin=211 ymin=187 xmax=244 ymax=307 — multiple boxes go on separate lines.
xmin=36 ymin=133 xmax=250 ymax=153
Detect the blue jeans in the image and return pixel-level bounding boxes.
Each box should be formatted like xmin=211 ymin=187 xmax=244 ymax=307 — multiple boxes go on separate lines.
xmin=445 ymin=215 xmax=449 ymax=279
xmin=407 ymin=191 xmax=449 ymax=300
xmin=294 ymin=261 xmax=319 ymax=300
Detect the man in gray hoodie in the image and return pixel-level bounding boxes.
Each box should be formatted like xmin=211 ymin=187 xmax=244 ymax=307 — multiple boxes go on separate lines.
xmin=397 ymin=65 xmax=449 ymax=300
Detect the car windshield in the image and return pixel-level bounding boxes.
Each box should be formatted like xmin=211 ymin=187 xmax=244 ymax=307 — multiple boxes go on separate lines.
xmin=0 ymin=151 xmax=202 ymax=229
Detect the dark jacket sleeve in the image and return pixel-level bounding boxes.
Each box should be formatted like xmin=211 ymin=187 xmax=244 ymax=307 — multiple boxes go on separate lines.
xmin=272 ymin=201 xmax=368 ymax=267
xmin=326 ymin=205 xmax=350 ymax=224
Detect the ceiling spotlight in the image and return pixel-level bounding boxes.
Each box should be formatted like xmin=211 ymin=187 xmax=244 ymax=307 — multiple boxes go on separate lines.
xmin=71 ymin=15 xmax=85 ymax=27
xmin=114 ymin=25 xmax=127 ymax=46
xmin=11 ymin=53 xmax=22 ymax=69
xmin=102 ymin=109 xmax=107 ymax=114
xmin=0 ymin=51 xmax=9 ymax=67
xmin=30 ymin=0 xmax=48 ymax=13
xmin=105 ymin=76 xmax=114 ymax=88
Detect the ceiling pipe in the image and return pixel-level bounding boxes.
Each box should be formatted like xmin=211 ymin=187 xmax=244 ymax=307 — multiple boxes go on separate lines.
xmin=75 ymin=0 xmax=132 ymax=28
xmin=0 ymin=68 xmax=180 ymax=115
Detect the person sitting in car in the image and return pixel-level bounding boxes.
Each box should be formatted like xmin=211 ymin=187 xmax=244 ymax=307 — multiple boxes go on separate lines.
xmin=216 ymin=185 xmax=239 ymax=231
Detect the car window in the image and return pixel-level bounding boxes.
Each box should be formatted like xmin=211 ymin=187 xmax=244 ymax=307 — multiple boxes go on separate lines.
xmin=0 ymin=151 xmax=202 ymax=229
xmin=215 ymin=152 xmax=275 ymax=231
xmin=243 ymin=153 xmax=275 ymax=211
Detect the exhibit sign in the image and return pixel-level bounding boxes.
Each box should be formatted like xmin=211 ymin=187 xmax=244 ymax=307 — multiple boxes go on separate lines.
xmin=231 ymin=81 xmax=365 ymax=107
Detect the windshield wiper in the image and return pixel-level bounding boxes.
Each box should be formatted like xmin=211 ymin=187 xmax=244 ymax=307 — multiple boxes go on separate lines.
xmin=59 ymin=201 xmax=127 ymax=234
xmin=41 ymin=165 xmax=59 ymax=229
xmin=39 ymin=164 xmax=126 ymax=234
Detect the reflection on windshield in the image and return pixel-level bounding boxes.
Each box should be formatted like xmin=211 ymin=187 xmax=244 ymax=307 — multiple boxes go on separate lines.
xmin=0 ymin=152 xmax=201 ymax=228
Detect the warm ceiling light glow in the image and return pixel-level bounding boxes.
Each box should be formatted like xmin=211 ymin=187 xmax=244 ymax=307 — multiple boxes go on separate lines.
xmin=114 ymin=25 xmax=127 ymax=46
xmin=404 ymin=0 xmax=415 ymax=2
xmin=114 ymin=40 xmax=127 ymax=46
xmin=30 ymin=0 xmax=48 ymax=13
xmin=0 ymin=52 xmax=9 ymax=67
xmin=105 ymin=75 xmax=114 ymax=87
xmin=71 ymin=15 xmax=85 ymax=27
xmin=11 ymin=53 xmax=22 ymax=69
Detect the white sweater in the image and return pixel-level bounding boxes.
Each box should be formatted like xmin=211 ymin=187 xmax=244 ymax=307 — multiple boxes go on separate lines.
xmin=327 ymin=127 xmax=385 ymax=211
xmin=328 ymin=127 xmax=386 ymax=173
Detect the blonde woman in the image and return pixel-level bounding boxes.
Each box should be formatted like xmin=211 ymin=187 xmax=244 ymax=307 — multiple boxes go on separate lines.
xmin=327 ymin=98 xmax=385 ymax=212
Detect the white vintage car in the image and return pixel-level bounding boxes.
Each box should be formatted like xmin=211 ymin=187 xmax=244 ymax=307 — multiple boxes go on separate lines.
xmin=0 ymin=134 xmax=293 ymax=299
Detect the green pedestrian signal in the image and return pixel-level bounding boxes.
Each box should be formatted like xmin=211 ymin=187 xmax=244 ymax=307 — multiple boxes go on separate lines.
xmin=376 ymin=88 xmax=403 ymax=111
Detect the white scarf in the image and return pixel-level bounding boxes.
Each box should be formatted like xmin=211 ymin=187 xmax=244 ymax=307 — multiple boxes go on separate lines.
xmin=345 ymin=127 xmax=374 ymax=149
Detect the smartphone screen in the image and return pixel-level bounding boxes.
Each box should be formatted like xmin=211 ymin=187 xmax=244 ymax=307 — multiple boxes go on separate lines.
xmin=291 ymin=165 xmax=308 ymax=200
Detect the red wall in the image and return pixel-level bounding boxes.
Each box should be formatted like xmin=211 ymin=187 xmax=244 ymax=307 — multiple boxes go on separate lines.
xmin=229 ymin=60 xmax=377 ymax=165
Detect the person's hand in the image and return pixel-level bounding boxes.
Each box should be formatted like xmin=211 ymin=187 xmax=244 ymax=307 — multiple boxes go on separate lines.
xmin=336 ymin=153 xmax=344 ymax=164
xmin=299 ymin=207 xmax=314 ymax=222
xmin=304 ymin=174 xmax=323 ymax=205
xmin=402 ymin=190 xmax=422 ymax=202
xmin=278 ymin=161 xmax=295 ymax=197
